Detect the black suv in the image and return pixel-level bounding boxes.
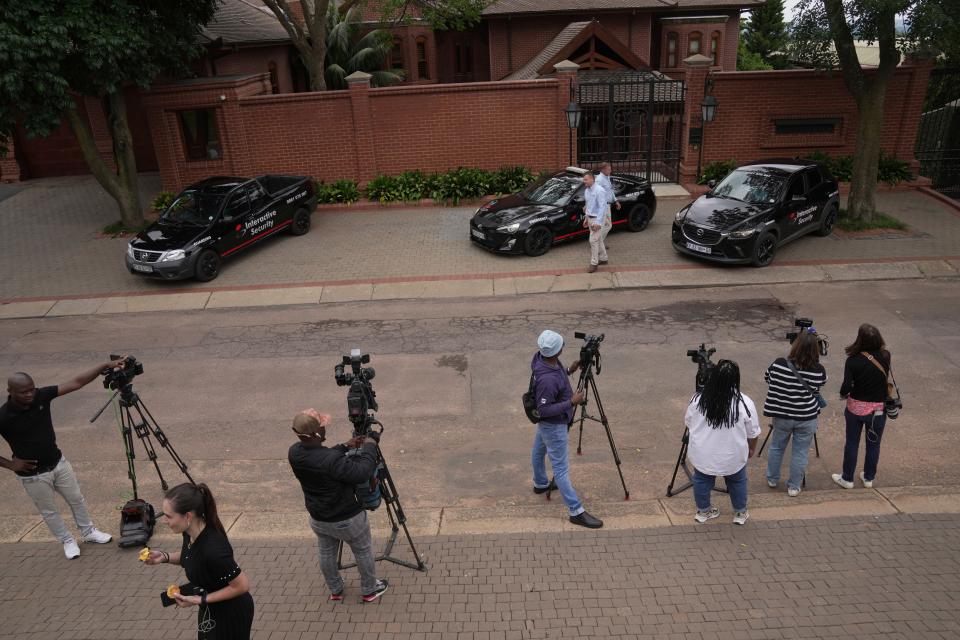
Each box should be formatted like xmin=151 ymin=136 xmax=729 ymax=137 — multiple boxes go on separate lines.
xmin=671 ymin=159 xmax=839 ymax=266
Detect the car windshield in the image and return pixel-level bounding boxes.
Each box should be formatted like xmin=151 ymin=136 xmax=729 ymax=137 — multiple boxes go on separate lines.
xmin=160 ymin=191 xmax=223 ymax=226
xmin=712 ymin=170 xmax=786 ymax=205
xmin=521 ymin=176 xmax=581 ymax=206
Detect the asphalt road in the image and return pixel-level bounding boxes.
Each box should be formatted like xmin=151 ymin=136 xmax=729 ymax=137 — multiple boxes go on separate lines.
xmin=1 ymin=278 xmax=958 ymax=531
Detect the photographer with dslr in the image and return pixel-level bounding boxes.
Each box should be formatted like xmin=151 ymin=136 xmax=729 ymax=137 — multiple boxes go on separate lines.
xmin=684 ymin=360 xmax=761 ymax=525
xmin=287 ymin=409 xmax=389 ymax=603
xmin=763 ymin=329 xmax=828 ymax=497
xmin=530 ymin=330 xmax=603 ymax=529
xmin=833 ymin=324 xmax=894 ymax=489
xmin=0 ymin=359 xmax=124 ymax=559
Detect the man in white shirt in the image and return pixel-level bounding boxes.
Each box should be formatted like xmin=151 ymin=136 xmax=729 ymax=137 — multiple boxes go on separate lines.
xmin=582 ymin=172 xmax=611 ymax=273
xmin=595 ymin=163 xmax=621 ymax=219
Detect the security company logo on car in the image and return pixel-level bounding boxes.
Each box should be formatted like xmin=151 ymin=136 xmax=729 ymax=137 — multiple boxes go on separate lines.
xmin=790 ymin=205 xmax=818 ymax=225
xmin=241 ymin=210 xmax=278 ymax=237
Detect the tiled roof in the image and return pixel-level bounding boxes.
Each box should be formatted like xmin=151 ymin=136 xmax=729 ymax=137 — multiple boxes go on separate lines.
xmin=483 ymin=0 xmax=764 ymax=16
xmin=505 ymin=21 xmax=593 ymax=80
xmin=200 ymin=0 xmax=290 ymax=45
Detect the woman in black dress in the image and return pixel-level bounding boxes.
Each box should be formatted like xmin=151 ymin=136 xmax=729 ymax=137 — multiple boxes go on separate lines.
xmin=144 ymin=483 xmax=254 ymax=639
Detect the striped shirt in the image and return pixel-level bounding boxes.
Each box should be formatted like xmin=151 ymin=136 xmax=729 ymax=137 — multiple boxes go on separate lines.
xmin=763 ymin=358 xmax=828 ymax=420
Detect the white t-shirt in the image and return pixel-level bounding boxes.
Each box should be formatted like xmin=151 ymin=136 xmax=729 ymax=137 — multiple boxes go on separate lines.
xmin=685 ymin=393 xmax=762 ymax=476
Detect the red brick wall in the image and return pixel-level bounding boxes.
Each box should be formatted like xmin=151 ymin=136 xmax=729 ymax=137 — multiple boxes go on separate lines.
xmin=213 ymin=45 xmax=295 ymax=94
xmin=658 ymin=16 xmax=736 ymax=76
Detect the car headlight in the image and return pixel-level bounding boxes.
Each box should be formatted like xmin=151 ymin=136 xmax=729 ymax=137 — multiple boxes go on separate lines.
xmin=159 ymin=249 xmax=186 ymax=262
xmin=496 ymin=223 xmax=520 ymax=234
xmin=126 ymin=244 xmax=135 ymax=259
xmin=674 ymin=208 xmax=689 ymax=222
xmin=729 ymin=227 xmax=758 ymax=239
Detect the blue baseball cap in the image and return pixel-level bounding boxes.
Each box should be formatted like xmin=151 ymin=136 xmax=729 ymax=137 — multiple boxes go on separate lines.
xmin=538 ymin=330 xmax=564 ymax=357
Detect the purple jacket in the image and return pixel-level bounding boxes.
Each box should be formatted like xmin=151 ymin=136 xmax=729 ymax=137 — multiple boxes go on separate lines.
xmin=531 ymin=353 xmax=574 ymax=425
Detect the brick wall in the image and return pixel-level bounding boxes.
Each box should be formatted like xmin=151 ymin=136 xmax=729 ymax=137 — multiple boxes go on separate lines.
xmin=213 ymin=45 xmax=295 ymax=94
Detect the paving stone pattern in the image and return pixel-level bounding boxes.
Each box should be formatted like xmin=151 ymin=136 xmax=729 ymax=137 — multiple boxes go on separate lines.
xmin=2 ymin=176 xmax=960 ymax=300
xmin=0 ymin=513 xmax=957 ymax=639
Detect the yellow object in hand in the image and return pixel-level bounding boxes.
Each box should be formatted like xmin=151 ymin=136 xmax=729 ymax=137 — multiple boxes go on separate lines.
xmin=139 ymin=547 xmax=151 ymax=562
xmin=167 ymin=584 xmax=180 ymax=599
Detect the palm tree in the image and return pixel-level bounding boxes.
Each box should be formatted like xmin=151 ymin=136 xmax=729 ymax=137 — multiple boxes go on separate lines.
xmin=325 ymin=4 xmax=404 ymax=90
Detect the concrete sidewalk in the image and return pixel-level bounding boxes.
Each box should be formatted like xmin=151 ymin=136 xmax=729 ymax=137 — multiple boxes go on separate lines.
xmin=1 ymin=512 xmax=957 ymax=639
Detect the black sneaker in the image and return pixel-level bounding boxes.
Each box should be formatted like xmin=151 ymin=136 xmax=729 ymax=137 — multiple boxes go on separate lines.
xmin=362 ymin=579 xmax=389 ymax=603
xmin=569 ymin=511 xmax=603 ymax=528
xmin=533 ymin=478 xmax=557 ymax=494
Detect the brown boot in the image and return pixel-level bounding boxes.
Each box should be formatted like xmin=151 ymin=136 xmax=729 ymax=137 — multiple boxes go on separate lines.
xmin=587 ymin=264 xmax=597 ymax=273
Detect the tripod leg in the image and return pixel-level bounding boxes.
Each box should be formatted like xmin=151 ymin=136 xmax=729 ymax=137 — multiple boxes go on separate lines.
xmin=587 ymin=376 xmax=629 ymax=500
xmin=128 ymin=404 xmax=170 ymax=491
xmin=137 ymin=399 xmax=195 ymax=485
xmin=120 ymin=408 xmax=139 ymax=500
xmin=757 ymin=424 xmax=774 ymax=457
xmin=666 ymin=430 xmax=693 ymax=497
xmin=814 ymin=432 xmax=820 ymax=458
xmin=371 ymin=452 xmax=426 ymax=571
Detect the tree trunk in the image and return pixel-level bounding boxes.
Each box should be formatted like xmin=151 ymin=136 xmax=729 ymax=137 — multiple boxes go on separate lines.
xmin=846 ymin=80 xmax=888 ymax=221
xmin=306 ymin=47 xmax=327 ymax=91
xmin=64 ymin=91 xmax=144 ymax=228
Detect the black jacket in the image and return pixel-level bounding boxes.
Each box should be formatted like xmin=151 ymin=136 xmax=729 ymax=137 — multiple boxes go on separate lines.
xmin=288 ymin=441 xmax=378 ymax=522
xmin=840 ymin=351 xmax=891 ymax=403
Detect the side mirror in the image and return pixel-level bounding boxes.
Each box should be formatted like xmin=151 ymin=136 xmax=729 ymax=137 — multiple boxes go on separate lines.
xmin=707 ymin=180 xmax=717 ymax=189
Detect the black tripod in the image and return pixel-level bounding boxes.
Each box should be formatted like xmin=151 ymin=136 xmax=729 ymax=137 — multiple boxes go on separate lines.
xmin=91 ymin=380 xmax=194 ymax=546
xmin=548 ymin=338 xmax=629 ymax=501
xmin=337 ymin=422 xmax=426 ymax=572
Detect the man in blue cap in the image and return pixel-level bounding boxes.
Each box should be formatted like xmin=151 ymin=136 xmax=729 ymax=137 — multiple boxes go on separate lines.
xmin=529 ymin=330 xmax=604 ymax=528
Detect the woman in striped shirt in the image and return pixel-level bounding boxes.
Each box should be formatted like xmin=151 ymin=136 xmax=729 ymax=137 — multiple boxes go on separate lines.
xmin=763 ymin=330 xmax=828 ymax=496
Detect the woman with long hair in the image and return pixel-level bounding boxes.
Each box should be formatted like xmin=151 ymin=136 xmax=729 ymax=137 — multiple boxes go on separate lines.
xmin=834 ymin=324 xmax=892 ymax=489
xmin=684 ymin=360 xmax=761 ymax=525
xmin=763 ymin=330 xmax=828 ymax=496
xmin=143 ymin=483 xmax=254 ymax=639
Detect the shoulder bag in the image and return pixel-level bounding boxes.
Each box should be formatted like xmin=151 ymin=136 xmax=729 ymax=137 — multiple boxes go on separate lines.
xmin=522 ymin=373 xmax=541 ymax=424
xmin=784 ymin=359 xmax=828 ymax=409
xmin=862 ymin=352 xmax=902 ymax=419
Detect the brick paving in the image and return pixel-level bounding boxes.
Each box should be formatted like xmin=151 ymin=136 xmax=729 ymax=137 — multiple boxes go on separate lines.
xmin=2 ymin=175 xmax=960 ymax=300
xmin=0 ymin=513 xmax=957 ymax=639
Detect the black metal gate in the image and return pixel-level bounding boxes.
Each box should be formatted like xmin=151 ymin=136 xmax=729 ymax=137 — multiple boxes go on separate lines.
xmin=916 ymin=67 xmax=960 ymax=201
xmin=577 ymin=73 xmax=685 ymax=183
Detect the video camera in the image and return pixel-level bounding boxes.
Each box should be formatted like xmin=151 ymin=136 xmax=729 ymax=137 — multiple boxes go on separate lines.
xmin=686 ymin=343 xmax=717 ymax=392
xmin=101 ymin=355 xmax=143 ymax=391
xmin=575 ymin=332 xmax=604 ymax=374
xmin=786 ymin=317 xmax=829 ymax=356
xmin=334 ymin=349 xmax=378 ymax=436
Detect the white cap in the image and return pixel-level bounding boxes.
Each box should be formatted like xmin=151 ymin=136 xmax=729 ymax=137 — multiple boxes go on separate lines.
xmin=538 ymin=330 xmax=564 ymax=357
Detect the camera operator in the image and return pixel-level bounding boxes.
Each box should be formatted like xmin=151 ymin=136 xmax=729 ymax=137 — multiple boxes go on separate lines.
xmin=0 ymin=360 xmax=125 ymax=559
xmin=530 ymin=330 xmax=603 ymax=529
xmin=763 ymin=330 xmax=828 ymax=496
xmin=684 ymin=360 xmax=760 ymax=525
xmin=287 ymin=409 xmax=389 ymax=603
xmin=833 ymin=324 xmax=892 ymax=489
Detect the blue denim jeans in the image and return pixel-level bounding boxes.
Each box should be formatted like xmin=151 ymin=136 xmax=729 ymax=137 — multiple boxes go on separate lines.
xmin=693 ymin=465 xmax=748 ymax=512
xmin=532 ymin=421 xmax=584 ymax=516
xmin=766 ymin=417 xmax=819 ymax=491
xmin=842 ymin=408 xmax=887 ymax=482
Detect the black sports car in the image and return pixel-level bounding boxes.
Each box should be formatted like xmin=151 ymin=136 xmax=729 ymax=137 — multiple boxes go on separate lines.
xmin=469 ymin=167 xmax=657 ymax=256
xmin=671 ymin=159 xmax=839 ymax=267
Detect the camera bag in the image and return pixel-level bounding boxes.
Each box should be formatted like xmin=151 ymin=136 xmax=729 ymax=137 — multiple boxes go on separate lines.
xmin=522 ymin=373 xmax=540 ymax=424
xmin=118 ymin=498 xmax=155 ymax=548
xmin=862 ymin=353 xmax=901 ymax=419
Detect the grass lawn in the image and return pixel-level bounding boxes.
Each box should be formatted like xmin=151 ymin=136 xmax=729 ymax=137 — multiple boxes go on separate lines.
xmin=834 ymin=208 xmax=908 ymax=232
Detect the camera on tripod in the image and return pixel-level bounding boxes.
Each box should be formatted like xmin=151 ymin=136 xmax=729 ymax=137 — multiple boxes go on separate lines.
xmin=686 ymin=343 xmax=717 ymax=392
xmin=785 ymin=317 xmax=829 ymax=356
xmin=334 ymin=349 xmax=378 ymax=436
xmin=574 ymin=332 xmax=604 ymax=372
xmin=101 ymin=355 xmax=143 ymax=391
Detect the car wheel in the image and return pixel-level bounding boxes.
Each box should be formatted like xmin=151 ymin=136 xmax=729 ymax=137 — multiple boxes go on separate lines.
xmin=194 ymin=249 xmax=221 ymax=282
xmin=626 ymin=203 xmax=651 ymax=232
xmin=816 ymin=205 xmax=837 ymax=237
xmin=751 ymin=232 xmax=777 ymax=267
xmin=290 ymin=208 xmax=311 ymax=236
xmin=523 ymin=226 xmax=553 ymax=256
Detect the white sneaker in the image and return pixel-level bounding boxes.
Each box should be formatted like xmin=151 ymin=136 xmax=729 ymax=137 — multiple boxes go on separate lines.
xmin=81 ymin=529 xmax=112 ymax=544
xmin=733 ymin=510 xmax=750 ymax=525
xmin=787 ymin=487 xmax=801 ymax=497
xmin=694 ymin=507 xmax=720 ymax=523
xmin=63 ymin=539 xmax=80 ymax=559
xmin=832 ymin=473 xmax=854 ymax=489
xmin=860 ymin=472 xmax=874 ymax=488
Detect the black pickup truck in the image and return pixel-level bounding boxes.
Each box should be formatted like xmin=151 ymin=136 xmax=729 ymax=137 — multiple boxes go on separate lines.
xmin=126 ymin=175 xmax=316 ymax=281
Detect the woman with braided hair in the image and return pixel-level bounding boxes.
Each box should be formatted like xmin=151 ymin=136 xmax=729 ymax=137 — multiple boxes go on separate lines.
xmin=684 ymin=360 xmax=761 ymax=525
xmin=143 ymin=483 xmax=254 ymax=639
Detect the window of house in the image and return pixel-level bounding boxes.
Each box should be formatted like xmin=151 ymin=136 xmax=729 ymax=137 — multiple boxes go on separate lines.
xmin=774 ymin=117 xmax=841 ymax=134
xmin=710 ymin=32 xmax=720 ymax=65
xmin=666 ymin=32 xmax=677 ymax=67
xmin=416 ymin=37 xmax=429 ymax=79
xmin=179 ymin=109 xmax=221 ymax=161
xmin=389 ymin=37 xmax=405 ymax=71
xmin=688 ymin=32 xmax=702 ymax=56
xmin=268 ymin=61 xmax=280 ymax=94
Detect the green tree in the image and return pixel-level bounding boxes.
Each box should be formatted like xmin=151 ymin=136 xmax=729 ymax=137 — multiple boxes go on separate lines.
xmin=791 ymin=0 xmax=944 ymax=221
xmin=262 ymin=0 xmax=485 ymax=92
xmin=743 ymin=0 xmax=789 ymax=66
xmin=325 ymin=4 xmax=404 ymax=90
xmin=0 ymin=1 xmax=217 ymax=228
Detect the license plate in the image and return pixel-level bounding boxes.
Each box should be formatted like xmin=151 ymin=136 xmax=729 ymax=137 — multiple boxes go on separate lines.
xmin=471 ymin=229 xmax=485 ymax=240
xmin=132 ymin=264 xmax=154 ymax=273
xmin=685 ymin=242 xmax=711 ymax=254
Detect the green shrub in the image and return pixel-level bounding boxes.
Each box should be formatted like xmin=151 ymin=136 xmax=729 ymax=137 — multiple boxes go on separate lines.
xmin=150 ymin=191 xmax=175 ymax=212
xmin=364 ymin=171 xmax=428 ymax=203
xmin=877 ymin=152 xmax=914 ymax=186
xmin=490 ymin=166 xmax=535 ymax=194
xmin=428 ymin=167 xmax=493 ymax=204
xmin=698 ymin=159 xmax=737 ymax=185
xmin=314 ymin=179 xmax=360 ymax=204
